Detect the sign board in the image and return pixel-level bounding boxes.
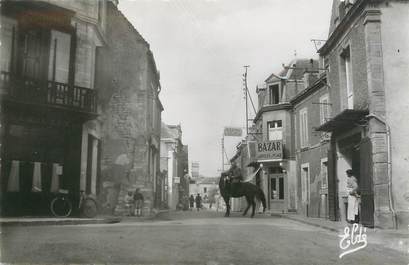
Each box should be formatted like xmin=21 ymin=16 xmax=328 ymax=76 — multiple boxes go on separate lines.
xmin=224 ymin=127 xmax=243 ymax=137
xmin=255 ymin=140 xmax=283 ymax=161
xmin=174 ymin=177 xmax=180 ymax=184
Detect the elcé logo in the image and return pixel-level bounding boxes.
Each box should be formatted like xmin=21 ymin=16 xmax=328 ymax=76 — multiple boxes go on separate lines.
xmin=338 ymin=223 xmax=368 ymax=258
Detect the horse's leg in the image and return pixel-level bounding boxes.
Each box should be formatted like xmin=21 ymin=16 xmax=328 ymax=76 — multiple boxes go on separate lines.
xmin=243 ymin=196 xmax=251 ymax=216
xmin=251 ymin=195 xmax=256 ymax=218
xmin=224 ymin=196 xmax=230 ymax=217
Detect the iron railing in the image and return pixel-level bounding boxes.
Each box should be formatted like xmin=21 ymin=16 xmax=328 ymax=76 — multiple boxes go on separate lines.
xmin=0 ymin=71 xmax=97 ymax=113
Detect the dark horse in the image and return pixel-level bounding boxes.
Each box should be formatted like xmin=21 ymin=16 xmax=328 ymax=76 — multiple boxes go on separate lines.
xmin=219 ymin=173 xmax=266 ymax=218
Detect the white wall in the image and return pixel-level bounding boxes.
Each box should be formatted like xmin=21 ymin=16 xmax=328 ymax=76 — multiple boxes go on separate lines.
xmin=381 ymin=2 xmax=409 ymax=223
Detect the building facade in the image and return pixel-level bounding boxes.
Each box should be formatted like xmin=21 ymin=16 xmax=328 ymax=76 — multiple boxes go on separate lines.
xmin=160 ymin=123 xmax=188 ymax=210
xmin=316 ymin=0 xmax=409 ymax=229
xmin=253 ymin=59 xmax=318 ymax=213
xmin=291 ymin=72 xmax=331 ymax=218
xmin=0 ymin=0 xmax=106 ymax=216
xmin=92 ymin=1 xmax=163 ymax=216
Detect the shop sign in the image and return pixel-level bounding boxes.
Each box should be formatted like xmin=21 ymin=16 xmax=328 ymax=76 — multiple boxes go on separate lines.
xmin=255 ymin=140 xmax=283 ymax=161
xmin=174 ymin=177 xmax=180 ymax=184
xmin=224 ymin=127 xmax=243 ymax=137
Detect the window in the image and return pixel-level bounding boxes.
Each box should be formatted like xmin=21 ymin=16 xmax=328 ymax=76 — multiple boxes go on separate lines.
xmin=341 ymin=47 xmax=353 ymax=109
xmin=301 ymin=164 xmax=310 ymax=204
xmin=270 ymin=176 xmax=284 ymax=200
xmin=269 ymin=84 xmax=280 ymax=104
xmin=299 ymin=108 xmax=309 ymax=148
xmin=321 ymin=159 xmax=328 ymax=190
xmin=204 ymin=187 xmax=207 ymax=193
xmin=319 ymin=94 xmax=331 ymax=125
xmin=48 ymin=30 xmax=71 ymax=83
xmin=267 ymin=120 xmax=282 ymax=141
xmin=0 ymin=17 xmax=17 ymax=73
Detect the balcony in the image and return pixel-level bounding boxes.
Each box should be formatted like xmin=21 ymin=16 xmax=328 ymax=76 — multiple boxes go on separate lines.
xmin=0 ymin=71 xmax=97 ymax=114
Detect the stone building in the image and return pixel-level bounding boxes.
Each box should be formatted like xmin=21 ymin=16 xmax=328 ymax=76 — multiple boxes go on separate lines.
xmin=316 ymin=0 xmax=409 ymax=229
xmin=94 ymin=1 xmax=163 ymax=215
xmin=0 ymin=0 xmax=106 ymax=216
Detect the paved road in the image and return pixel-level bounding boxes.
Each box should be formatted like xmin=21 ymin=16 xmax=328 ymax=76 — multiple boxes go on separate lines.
xmin=1 ymin=210 xmax=407 ymax=265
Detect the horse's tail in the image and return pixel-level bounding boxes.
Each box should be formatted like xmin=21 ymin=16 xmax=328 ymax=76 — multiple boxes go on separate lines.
xmin=256 ymin=187 xmax=267 ymax=212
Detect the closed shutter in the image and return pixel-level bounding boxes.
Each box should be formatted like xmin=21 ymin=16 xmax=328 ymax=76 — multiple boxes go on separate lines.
xmin=327 ymin=149 xmax=338 ymax=221
xmin=360 ymin=137 xmax=374 ymax=227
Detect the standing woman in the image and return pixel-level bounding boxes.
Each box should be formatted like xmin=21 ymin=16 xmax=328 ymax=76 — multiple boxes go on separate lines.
xmin=346 ymin=169 xmax=360 ymax=223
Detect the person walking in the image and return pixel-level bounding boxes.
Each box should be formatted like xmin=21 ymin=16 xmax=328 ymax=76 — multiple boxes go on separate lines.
xmin=195 ymin=193 xmax=202 ymax=211
xmin=189 ymin=194 xmax=195 ymax=210
xmin=133 ymin=188 xmax=144 ymax=217
xmin=346 ymin=169 xmax=360 ymax=223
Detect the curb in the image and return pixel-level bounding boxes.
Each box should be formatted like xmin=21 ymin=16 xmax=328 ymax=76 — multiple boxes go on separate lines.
xmin=0 ymin=217 xmax=122 ymax=227
xmin=271 ymin=213 xmax=340 ymax=232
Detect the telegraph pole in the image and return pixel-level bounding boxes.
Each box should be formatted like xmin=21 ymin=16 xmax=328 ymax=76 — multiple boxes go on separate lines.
xmin=243 ymin=65 xmax=250 ymax=135
xmin=221 ymin=135 xmax=225 ymax=171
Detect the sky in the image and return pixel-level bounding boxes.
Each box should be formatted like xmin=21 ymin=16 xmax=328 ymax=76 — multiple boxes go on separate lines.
xmin=119 ymin=0 xmax=333 ymax=177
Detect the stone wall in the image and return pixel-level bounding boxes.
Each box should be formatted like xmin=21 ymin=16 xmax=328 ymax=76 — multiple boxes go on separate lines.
xmin=94 ymin=2 xmax=161 ymax=216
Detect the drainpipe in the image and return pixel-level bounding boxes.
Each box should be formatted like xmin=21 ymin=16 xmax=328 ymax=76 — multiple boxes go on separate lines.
xmin=366 ymin=113 xmax=397 ymax=228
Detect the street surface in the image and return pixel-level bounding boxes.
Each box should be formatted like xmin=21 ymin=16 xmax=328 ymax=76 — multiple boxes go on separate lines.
xmin=1 ymin=210 xmax=407 ymax=265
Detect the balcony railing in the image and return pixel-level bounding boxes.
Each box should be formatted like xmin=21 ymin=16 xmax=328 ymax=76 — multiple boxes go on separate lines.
xmin=0 ymin=71 xmax=97 ymax=114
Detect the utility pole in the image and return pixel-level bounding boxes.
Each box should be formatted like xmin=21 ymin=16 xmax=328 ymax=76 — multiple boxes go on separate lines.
xmin=243 ymin=65 xmax=250 ymax=136
xmin=221 ymin=136 xmax=225 ymax=171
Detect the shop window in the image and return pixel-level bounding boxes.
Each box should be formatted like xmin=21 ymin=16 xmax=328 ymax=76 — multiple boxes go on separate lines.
xmin=270 ymin=176 xmax=284 ymax=200
xmin=267 ymin=120 xmax=282 ymax=141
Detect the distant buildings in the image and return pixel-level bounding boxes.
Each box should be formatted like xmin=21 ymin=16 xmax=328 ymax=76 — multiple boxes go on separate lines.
xmin=160 ymin=123 xmax=189 ymax=209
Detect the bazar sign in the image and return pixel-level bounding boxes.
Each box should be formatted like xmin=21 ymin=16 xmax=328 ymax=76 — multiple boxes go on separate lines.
xmin=256 ymin=140 xmax=283 ymax=160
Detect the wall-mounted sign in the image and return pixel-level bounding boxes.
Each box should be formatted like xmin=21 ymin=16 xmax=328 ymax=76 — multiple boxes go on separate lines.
xmin=255 ymin=140 xmax=283 ymax=161
xmin=224 ymin=127 xmax=243 ymax=137
xmin=174 ymin=177 xmax=180 ymax=184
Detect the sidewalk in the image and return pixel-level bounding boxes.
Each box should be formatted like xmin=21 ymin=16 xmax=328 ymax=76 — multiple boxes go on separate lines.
xmin=0 ymin=216 xmax=121 ymax=226
xmin=272 ymin=212 xmax=409 ymax=254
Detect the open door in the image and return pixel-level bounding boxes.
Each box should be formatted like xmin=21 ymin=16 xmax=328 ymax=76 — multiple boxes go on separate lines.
xmin=359 ymin=137 xmax=374 ymax=227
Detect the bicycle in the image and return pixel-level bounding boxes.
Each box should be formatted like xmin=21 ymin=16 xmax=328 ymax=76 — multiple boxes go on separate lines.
xmin=50 ymin=190 xmax=98 ymax=218
xmin=50 ymin=189 xmax=72 ymax=217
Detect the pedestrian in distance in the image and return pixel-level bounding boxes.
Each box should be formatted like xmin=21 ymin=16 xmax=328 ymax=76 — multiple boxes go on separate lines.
xmin=133 ymin=188 xmax=144 ymax=217
xmin=189 ymin=194 xmax=195 ymax=210
xmin=346 ymin=169 xmax=360 ymax=223
xmin=195 ymin=193 xmax=202 ymax=211
xmin=124 ymin=191 xmax=135 ymax=216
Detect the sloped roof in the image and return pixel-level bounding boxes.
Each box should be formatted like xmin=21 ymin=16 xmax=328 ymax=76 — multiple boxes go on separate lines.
xmin=265 ymin=59 xmax=319 ymax=83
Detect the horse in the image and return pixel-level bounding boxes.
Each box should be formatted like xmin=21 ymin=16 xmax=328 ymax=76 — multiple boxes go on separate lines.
xmin=219 ymin=173 xmax=266 ymax=218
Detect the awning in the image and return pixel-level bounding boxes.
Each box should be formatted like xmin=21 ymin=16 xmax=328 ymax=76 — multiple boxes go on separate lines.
xmin=316 ymin=109 xmax=368 ymax=132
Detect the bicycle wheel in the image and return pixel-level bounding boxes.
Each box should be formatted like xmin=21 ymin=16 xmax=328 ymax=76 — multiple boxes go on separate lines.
xmin=50 ymin=197 xmax=72 ymax=217
xmin=81 ymin=198 xmax=98 ymax=218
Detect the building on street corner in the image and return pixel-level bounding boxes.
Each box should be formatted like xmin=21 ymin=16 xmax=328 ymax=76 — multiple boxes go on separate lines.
xmin=0 ymin=0 xmax=106 ymax=216
xmin=315 ymin=0 xmax=409 ymax=229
